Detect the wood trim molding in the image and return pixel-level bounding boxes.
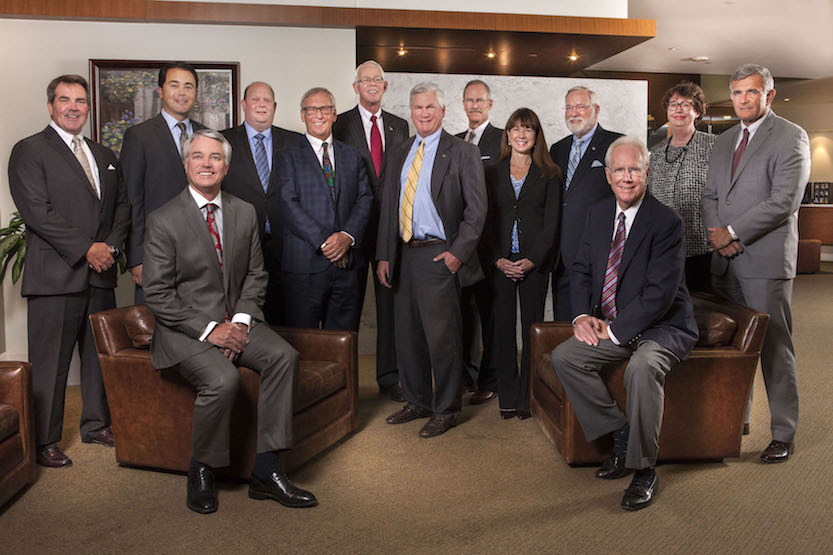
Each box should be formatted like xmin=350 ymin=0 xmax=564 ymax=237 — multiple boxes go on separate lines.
xmin=1 ymin=1 xmax=655 ymax=38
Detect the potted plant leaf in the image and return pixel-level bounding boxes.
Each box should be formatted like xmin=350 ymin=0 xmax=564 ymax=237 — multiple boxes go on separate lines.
xmin=0 ymin=211 xmax=26 ymax=284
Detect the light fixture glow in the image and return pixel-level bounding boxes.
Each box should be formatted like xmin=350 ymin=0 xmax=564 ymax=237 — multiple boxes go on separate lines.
xmin=486 ymin=51 xmax=496 ymax=59
xmin=568 ymin=54 xmax=578 ymax=61
xmin=397 ymin=48 xmax=407 ymax=56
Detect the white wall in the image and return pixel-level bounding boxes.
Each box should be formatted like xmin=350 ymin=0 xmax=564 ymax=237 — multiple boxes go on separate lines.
xmin=171 ymin=0 xmax=629 ymax=18
xmin=0 ymin=18 xmax=356 ymax=368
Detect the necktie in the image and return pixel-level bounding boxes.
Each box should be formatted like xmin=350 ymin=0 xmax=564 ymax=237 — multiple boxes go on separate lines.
xmin=731 ymin=128 xmax=749 ymax=179
xmin=601 ymin=212 xmax=626 ymax=320
xmin=205 ymin=203 xmax=223 ymax=267
xmin=322 ymin=141 xmax=336 ymax=202
xmin=253 ymin=134 xmax=270 ymax=191
xmin=565 ymin=138 xmax=582 ymax=190
xmin=176 ymin=122 xmax=188 ymax=155
xmin=370 ymin=114 xmax=383 ymax=177
xmin=71 ymin=136 xmax=98 ymax=197
xmin=466 ymin=130 xmax=476 ymax=144
xmin=400 ymin=140 xmax=424 ymax=242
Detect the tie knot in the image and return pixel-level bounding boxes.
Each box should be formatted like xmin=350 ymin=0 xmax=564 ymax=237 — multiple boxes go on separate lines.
xmin=205 ymin=203 xmax=217 ymax=214
xmin=618 ymin=212 xmax=626 ymax=223
xmin=322 ymin=141 xmax=328 ymax=151
xmin=370 ymin=115 xmax=377 ymax=124
xmin=255 ymin=133 xmax=265 ymax=143
xmin=177 ymin=122 xmax=186 ymax=132
xmin=72 ymin=135 xmax=82 ymax=147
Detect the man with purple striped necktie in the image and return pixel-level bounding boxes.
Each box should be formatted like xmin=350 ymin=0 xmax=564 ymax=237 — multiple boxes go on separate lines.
xmin=550 ymin=136 xmax=699 ymax=511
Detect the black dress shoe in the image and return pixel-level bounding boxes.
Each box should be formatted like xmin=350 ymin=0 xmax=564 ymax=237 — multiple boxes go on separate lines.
xmin=760 ymin=440 xmax=794 ymax=463
xmin=187 ymin=465 xmax=218 ymax=514
xmin=385 ymin=403 xmax=431 ymax=424
xmin=418 ymin=415 xmax=456 ymax=438
xmin=516 ymin=410 xmax=532 ymax=420
xmin=249 ymin=472 xmax=318 ymax=507
xmin=84 ymin=426 xmax=115 ymax=447
xmin=470 ymin=389 xmax=497 ymax=405
xmin=37 ymin=445 xmax=72 ymax=468
xmin=380 ymin=384 xmax=405 ymax=403
xmin=621 ymin=470 xmax=658 ymax=511
xmin=743 ymin=423 xmax=750 ymax=436
xmin=500 ymin=410 xmax=517 ymax=419
xmin=595 ymin=454 xmax=630 ymax=480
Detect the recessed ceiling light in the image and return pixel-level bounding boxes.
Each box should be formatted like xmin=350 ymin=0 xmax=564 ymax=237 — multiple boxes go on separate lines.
xmin=667 ymin=47 xmax=680 ymax=51
xmin=784 ymin=97 xmax=791 ymax=102
xmin=568 ymin=54 xmax=578 ymax=61
xmin=723 ymin=115 xmax=732 ymax=120
xmin=528 ymin=53 xmax=538 ymax=58
xmin=486 ymin=51 xmax=496 ymax=59
xmin=397 ymin=48 xmax=407 ymax=56
xmin=681 ymin=56 xmax=710 ymax=63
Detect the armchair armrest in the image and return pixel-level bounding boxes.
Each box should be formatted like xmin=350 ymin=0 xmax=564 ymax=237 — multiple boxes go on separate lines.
xmin=0 ymin=362 xmax=35 ymax=469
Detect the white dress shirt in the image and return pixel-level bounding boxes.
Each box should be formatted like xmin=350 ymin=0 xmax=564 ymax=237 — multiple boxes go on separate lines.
xmin=357 ymin=104 xmax=385 ymax=150
xmin=49 ymin=121 xmax=101 ymax=198
xmin=464 ymin=119 xmax=490 ymax=146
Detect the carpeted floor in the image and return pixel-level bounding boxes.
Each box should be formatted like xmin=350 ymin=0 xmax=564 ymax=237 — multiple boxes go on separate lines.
xmin=2 ymin=266 xmax=833 ymax=553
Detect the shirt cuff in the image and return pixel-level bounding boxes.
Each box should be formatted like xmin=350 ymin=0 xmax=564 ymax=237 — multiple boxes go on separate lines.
xmin=727 ymin=225 xmax=739 ymax=241
xmin=199 ymin=321 xmax=218 ymax=342
xmin=231 ymin=313 xmax=252 ymax=331
xmin=571 ymin=314 xmax=589 ymax=326
xmin=340 ymin=231 xmax=356 ymax=246
xmin=608 ymin=327 xmax=621 ymax=345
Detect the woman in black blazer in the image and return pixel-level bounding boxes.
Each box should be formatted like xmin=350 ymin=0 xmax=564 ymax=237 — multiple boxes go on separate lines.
xmin=483 ymin=108 xmax=562 ymax=419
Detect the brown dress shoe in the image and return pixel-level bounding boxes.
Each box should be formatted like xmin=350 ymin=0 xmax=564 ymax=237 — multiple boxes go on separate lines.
xmin=84 ymin=426 xmax=115 ymax=447
xmin=386 ymin=403 xmax=431 ymax=424
xmin=37 ymin=445 xmax=73 ymax=468
xmin=760 ymin=440 xmax=794 ymax=463
xmin=418 ymin=415 xmax=456 ymax=438
xmin=470 ymin=389 xmax=496 ymax=405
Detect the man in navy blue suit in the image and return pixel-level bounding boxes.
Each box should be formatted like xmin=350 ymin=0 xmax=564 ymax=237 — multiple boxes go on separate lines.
xmin=550 ymin=136 xmax=698 ymax=511
xmin=275 ymin=87 xmax=372 ymax=330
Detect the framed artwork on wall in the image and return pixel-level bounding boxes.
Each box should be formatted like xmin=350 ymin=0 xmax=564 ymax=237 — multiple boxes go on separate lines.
xmin=89 ymin=59 xmax=239 ymax=156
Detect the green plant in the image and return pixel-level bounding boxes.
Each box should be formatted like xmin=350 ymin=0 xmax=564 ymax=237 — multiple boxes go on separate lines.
xmin=0 ymin=211 xmax=26 ymax=284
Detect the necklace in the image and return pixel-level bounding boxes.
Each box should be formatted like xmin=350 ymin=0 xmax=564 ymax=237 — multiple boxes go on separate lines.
xmin=664 ymin=132 xmax=694 ymax=164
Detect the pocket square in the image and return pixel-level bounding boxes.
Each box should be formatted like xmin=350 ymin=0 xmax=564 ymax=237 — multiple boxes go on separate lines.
xmin=591 ymin=160 xmax=604 ymax=168
xmin=107 ymin=164 xmax=116 ymax=170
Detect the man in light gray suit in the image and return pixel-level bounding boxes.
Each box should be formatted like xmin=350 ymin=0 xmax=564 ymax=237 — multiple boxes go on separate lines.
xmin=702 ymin=63 xmax=811 ymax=463
xmin=143 ymin=129 xmax=317 ymax=513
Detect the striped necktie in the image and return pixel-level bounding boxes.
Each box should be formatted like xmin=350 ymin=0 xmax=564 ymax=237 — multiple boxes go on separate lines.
xmin=253 ymin=134 xmax=270 ymax=191
xmin=205 ymin=203 xmax=223 ymax=267
xmin=601 ymin=212 xmax=626 ymax=320
xmin=176 ymin=122 xmax=188 ymax=154
xmin=71 ymin=136 xmax=98 ymax=197
xmin=565 ymin=138 xmax=582 ymax=189
xmin=400 ymin=140 xmax=424 ymax=242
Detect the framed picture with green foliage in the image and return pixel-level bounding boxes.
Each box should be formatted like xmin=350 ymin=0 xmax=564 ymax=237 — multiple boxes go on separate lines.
xmin=89 ymin=59 xmax=239 ymax=156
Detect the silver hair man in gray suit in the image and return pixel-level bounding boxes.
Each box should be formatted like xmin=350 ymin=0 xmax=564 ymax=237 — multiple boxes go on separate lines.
xmin=702 ymin=63 xmax=811 ymax=463
xmin=143 ymin=129 xmax=317 ymax=513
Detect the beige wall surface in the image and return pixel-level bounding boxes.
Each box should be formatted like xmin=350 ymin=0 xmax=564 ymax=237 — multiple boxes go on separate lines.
xmin=0 ymin=18 xmax=356 ymax=368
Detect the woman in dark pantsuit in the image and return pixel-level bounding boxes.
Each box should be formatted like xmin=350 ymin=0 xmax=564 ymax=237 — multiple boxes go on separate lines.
xmin=483 ymin=108 xmax=562 ymax=419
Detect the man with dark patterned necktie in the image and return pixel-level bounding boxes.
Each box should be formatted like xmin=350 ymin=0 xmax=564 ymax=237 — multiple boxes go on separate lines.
xmin=550 ymin=136 xmax=698 ymax=511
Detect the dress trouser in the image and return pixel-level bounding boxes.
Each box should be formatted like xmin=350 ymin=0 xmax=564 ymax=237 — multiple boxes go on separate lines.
xmin=491 ymin=258 xmax=548 ymax=412
xmin=282 ymin=265 xmax=363 ymax=331
xmin=552 ymin=259 xmax=574 ymax=322
xmin=394 ymin=241 xmax=462 ymax=418
xmin=711 ymin=263 xmax=798 ymax=443
xmin=176 ymin=324 xmax=298 ymax=468
xmin=261 ymin=234 xmax=284 ymax=325
xmin=358 ymin=259 xmax=399 ymax=390
xmin=551 ymin=337 xmax=678 ymax=469
xmin=28 ymin=287 xmax=114 ymax=447
xmin=461 ymin=278 xmax=498 ymax=391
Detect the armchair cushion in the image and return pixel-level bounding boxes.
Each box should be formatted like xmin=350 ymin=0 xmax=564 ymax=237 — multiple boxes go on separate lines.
xmin=694 ymin=310 xmax=737 ymax=347
xmin=124 ymin=305 xmax=154 ymax=348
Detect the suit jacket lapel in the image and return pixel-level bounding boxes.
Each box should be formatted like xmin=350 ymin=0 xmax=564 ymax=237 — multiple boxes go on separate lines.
xmin=570 ymin=127 xmax=604 ymax=188
xmin=221 ymin=193 xmax=236 ymax=298
xmin=333 ymin=142 xmax=347 ymax=204
xmin=618 ymin=198 xmax=651 ymax=277
xmin=90 ymin=142 xmax=110 ymax=207
xmin=517 ymin=163 xmax=541 ymax=201
xmin=431 ymin=131 xmax=452 ymax=202
xmin=181 ymin=190 xmax=224 ymax=284
xmin=731 ymin=112 xmax=774 ymax=188
xmin=348 ymin=108 xmax=370 ymax=157
xmin=236 ymin=125 xmax=262 ymax=194
xmin=152 ymin=114 xmax=185 ymax=173
xmin=44 ymin=127 xmax=99 ymax=201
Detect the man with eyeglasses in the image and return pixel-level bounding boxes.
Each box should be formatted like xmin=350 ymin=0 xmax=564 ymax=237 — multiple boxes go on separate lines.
xmin=221 ymin=81 xmax=301 ymax=325
xmin=551 ymin=136 xmax=698 ymax=511
xmin=333 ymin=61 xmax=409 ymax=401
xmin=275 ymin=87 xmax=372 ymax=331
xmin=453 ymin=79 xmax=502 ymax=406
xmin=702 ymin=63 xmax=810 ymax=464
xmin=550 ymin=86 xmax=622 ymax=322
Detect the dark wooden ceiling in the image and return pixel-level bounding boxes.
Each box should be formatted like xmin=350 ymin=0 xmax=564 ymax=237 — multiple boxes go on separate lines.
xmin=358 ymin=27 xmax=652 ymax=77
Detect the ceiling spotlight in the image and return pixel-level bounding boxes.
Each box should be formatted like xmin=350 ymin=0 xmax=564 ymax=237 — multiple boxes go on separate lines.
xmin=668 ymin=46 xmax=680 ymax=51
xmin=486 ymin=51 xmax=496 ymax=59
xmin=397 ymin=48 xmax=407 ymax=56
xmin=568 ymin=54 xmax=578 ymax=61
xmin=784 ymin=97 xmax=791 ymax=102
xmin=680 ymin=56 xmax=710 ymax=63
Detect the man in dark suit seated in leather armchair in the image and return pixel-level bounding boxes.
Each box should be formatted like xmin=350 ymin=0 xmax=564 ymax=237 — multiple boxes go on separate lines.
xmin=142 ymin=129 xmax=317 ymax=514
xmin=550 ymin=136 xmax=698 ymax=511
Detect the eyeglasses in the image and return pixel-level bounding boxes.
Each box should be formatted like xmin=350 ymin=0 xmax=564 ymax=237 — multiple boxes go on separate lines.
xmin=463 ymin=97 xmax=490 ymax=105
xmin=357 ymin=77 xmax=384 ymax=85
xmin=564 ymin=104 xmax=593 ymax=112
xmin=302 ymin=105 xmax=335 ymax=115
xmin=610 ymin=167 xmax=645 ymax=178
xmin=667 ymin=100 xmax=695 ymax=111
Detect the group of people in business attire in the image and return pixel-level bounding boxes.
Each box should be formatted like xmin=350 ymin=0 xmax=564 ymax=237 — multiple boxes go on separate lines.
xmin=7 ymin=58 xmax=808 ymax=514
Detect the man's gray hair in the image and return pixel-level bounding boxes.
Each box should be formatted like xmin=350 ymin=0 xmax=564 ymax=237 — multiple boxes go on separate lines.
xmin=462 ymin=79 xmax=491 ymax=100
xmin=409 ymin=82 xmax=445 ymax=108
xmin=730 ymin=63 xmax=774 ymax=93
xmin=604 ymin=135 xmax=649 ymax=169
xmin=182 ymin=129 xmax=232 ymax=165
xmin=300 ymin=87 xmax=336 ymax=109
xmin=355 ymin=60 xmax=385 ymax=82
xmin=565 ymin=85 xmax=599 ymax=106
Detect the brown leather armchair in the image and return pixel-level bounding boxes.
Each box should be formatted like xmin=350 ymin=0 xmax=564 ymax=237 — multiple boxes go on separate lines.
xmin=530 ymin=292 xmax=769 ymax=464
xmin=89 ymin=305 xmax=358 ymax=478
xmin=0 ymin=362 xmax=36 ymax=508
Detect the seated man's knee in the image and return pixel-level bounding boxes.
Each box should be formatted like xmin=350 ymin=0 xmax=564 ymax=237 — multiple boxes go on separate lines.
xmin=205 ymin=367 xmax=241 ymax=405
xmin=624 ymin=352 xmax=666 ymax=389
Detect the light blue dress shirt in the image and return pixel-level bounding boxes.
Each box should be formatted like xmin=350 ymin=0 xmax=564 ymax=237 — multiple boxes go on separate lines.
xmin=160 ymin=109 xmax=194 ymax=155
xmin=398 ymin=128 xmax=446 ymax=241
xmin=572 ymin=122 xmax=598 ymax=158
xmin=244 ymin=122 xmax=273 ymax=173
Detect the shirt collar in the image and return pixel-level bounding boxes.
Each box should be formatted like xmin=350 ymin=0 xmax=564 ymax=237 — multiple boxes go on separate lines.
xmin=416 ymin=126 xmax=443 ymax=145
xmin=469 ymin=120 xmax=490 ymax=136
xmin=244 ymin=121 xmax=272 ymax=142
xmin=615 ymin=192 xmax=645 ymax=222
xmin=49 ymin=120 xmax=83 ymax=148
xmin=573 ymin=123 xmax=598 ymax=145
xmin=741 ymin=109 xmax=769 ymax=137
xmin=305 ymin=133 xmax=334 ymax=151
xmin=189 ymin=186 xmax=222 ymax=211
xmin=161 ymin=108 xmax=191 ymax=130
xmin=358 ymin=103 xmax=382 ymax=123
